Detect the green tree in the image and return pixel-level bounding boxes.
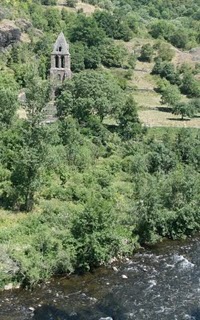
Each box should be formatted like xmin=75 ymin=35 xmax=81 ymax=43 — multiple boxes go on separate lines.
xmin=160 ymin=62 xmax=178 ymax=84
xmin=100 ymin=40 xmax=127 ymax=68
xmin=0 ymin=72 xmax=19 ymax=127
xmin=34 ymin=33 xmax=55 ymax=78
xmin=174 ymin=129 xmax=200 ymax=167
xmin=156 ymin=42 xmax=175 ymax=61
xmin=66 ymin=0 xmax=77 ymax=7
xmin=161 ymin=84 xmax=181 ymax=106
xmin=150 ymin=20 xmax=175 ymax=40
xmin=181 ymin=71 xmax=200 ymax=97
xmin=84 ymin=46 xmax=101 ymax=69
xmin=118 ymin=95 xmax=141 ymax=140
xmin=71 ymin=198 xmax=119 ymax=271
xmin=94 ymin=10 xmax=132 ymax=41
xmin=45 ymin=7 xmax=61 ymax=32
xmin=172 ymin=102 xmax=195 ymax=120
xmin=190 ymin=98 xmax=200 ymax=113
xmin=147 ymin=142 xmax=177 ymax=174
xmin=170 ymin=29 xmax=189 ymax=49
xmin=0 ymin=87 xmax=18 ymax=127
xmin=152 ymin=58 xmax=164 ymax=75
xmin=30 ymin=4 xmax=48 ymax=31
xmin=139 ymin=43 xmax=154 ymax=62
xmin=93 ymin=10 xmax=117 ymax=38
xmin=9 ymin=77 xmax=50 ymax=211
xmin=56 ymin=70 xmax=124 ymax=122
xmin=69 ymin=14 xmax=106 ymax=47
xmin=40 ymin=0 xmax=57 ymax=4
xmin=70 ymin=42 xmax=85 ymax=72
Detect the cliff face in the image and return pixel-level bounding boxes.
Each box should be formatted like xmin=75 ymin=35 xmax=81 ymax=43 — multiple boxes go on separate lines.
xmin=0 ymin=20 xmax=21 ymax=49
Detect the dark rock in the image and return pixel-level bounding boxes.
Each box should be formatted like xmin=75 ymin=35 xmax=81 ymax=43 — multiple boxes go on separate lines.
xmin=0 ymin=20 xmax=21 ymax=49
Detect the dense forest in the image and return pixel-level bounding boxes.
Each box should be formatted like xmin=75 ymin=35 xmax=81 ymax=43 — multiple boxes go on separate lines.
xmin=0 ymin=0 xmax=199 ymax=288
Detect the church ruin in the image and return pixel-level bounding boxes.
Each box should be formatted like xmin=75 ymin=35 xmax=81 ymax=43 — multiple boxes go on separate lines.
xmin=45 ymin=32 xmax=71 ymax=122
xmin=50 ymin=32 xmax=72 ymax=84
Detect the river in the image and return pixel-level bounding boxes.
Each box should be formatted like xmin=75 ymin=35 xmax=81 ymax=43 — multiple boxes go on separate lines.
xmin=1 ymin=237 xmax=200 ymax=320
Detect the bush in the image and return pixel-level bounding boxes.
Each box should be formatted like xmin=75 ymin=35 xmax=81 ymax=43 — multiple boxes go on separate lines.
xmin=71 ymin=199 xmax=120 ymax=271
xmin=66 ymin=0 xmax=78 ymax=7
xmin=172 ymin=102 xmax=196 ymax=120
xmin=139 ymin=43 xmax=154 ymax=62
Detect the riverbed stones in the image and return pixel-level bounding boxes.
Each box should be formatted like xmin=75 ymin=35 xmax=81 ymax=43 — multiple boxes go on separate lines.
xmin=99 ymin=318 xmax=113 ymax=320
xmin=29 ymin=307 xmax=35 ymax=312
xmin=112 ymin=266 xmax=118 ymax=272
xmin=4 ymin=283 xmax=13 ymax=290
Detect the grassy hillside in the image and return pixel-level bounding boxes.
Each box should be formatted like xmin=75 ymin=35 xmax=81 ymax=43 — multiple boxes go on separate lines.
xmin=0 ymin=0 xmax=199 ymax=289
xmin=1 ymin=0 xmax=199 ymax=127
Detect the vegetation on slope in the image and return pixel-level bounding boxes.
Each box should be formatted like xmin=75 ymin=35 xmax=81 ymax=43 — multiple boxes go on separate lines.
xmin=0 ymin=0 xmax=200 ymax=288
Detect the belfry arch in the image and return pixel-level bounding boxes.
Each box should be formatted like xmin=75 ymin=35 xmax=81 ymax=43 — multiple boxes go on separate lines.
xmin=55 ymin=55 xmax=59 ymax=68
xmin=50 ymin=32 xmax=72 ymax=84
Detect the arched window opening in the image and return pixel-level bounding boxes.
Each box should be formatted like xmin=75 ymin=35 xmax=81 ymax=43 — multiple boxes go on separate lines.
xmin=58 ymin=46 xmax=62 ymax=52
xmin=55 ymin=55 xmax=59 ymax=68
xmin=61 ymin=56 xmax=65 ymax=68
xmin=55 ymin=87 xmax=60 ymax=97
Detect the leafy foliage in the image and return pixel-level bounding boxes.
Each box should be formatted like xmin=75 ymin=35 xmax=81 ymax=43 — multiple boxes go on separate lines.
xmin=56 ymin=70 xmax=124 ymax=122
xmin=0 ymin=0 xmax=200 ymax=289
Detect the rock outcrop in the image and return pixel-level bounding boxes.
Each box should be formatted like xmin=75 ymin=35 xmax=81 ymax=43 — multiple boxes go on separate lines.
xmin=15 ymin=18 xmax=32 ymax=32
xmin=0 ymin=19 xmax=21 ymax=49
xmin=189 ymin=47 xmax=200 ymax=62
xmin=0 ymin=244 xmax=19 ymax=287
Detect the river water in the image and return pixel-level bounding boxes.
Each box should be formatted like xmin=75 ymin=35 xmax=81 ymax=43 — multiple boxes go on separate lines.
xmin=1 ymin=237 xmax=200 ymax=320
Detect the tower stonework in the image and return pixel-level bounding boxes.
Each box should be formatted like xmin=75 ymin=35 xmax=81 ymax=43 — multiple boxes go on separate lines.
xmin=50 ymin=32 xmax=72 ymax=85
xmin=45 ymin=32 xmax=71 ymax=123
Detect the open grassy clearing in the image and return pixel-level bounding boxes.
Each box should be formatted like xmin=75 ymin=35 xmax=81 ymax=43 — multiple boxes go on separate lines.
xmin=139 ymin=108 xmax=200 ymax=128
xmin=173 ymin=47 xmax=200 ymax=67
xmin=131 ymin=61 xmax=155 ymax=90
xmin=134 ymin=90 xmax=161 ymax=109
xmin=127 ymin=52 xmax=200 ymax=128
xmin=56 ymin=0 xmax=98 ymax=15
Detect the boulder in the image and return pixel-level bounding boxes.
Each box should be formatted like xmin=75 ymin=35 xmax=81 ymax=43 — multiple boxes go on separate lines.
xmin=189 ymin=47 xmax=200 ymax=62
xmin=0 ymin=244 xmax=19 ymax=289
xmin=0 ymin=19 xmax=21 ymax=49
xmin=15 ymin=19 xmax=32 ymax=32
xmin=4 ymin=283 xmax=13 ymax=290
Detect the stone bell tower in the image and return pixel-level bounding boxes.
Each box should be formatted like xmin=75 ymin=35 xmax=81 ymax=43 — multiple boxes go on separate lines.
xmin=50 ymin=32 xmax=72 ymax=85
xmin=45 ymin=32 xmax=71 ymax=123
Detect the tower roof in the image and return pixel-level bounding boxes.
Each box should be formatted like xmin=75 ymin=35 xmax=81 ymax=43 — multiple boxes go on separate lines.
xmin=52 ymin=32 xmax=69 ymax=55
